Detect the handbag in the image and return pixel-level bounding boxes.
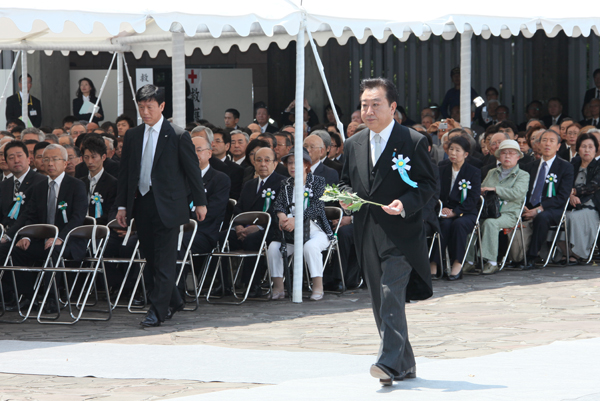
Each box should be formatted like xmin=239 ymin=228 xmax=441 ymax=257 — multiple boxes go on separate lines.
xmin=279 ymin=185 xmax=310 ymax=244
xmin=481 ymin=190 xmax=501 ymax=220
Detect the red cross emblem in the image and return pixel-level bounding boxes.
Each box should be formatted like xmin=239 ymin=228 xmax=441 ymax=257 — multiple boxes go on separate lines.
xmin=188 ymin=70 xmax=198 ymax=84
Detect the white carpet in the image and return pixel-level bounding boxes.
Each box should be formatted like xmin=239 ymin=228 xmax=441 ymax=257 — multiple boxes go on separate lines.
xmin=0 ymin=338 xmax=599 ymax=400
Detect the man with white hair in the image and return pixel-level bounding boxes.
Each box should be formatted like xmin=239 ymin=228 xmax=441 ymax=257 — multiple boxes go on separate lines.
xmin=310 ymin=130 xmax=342 ymax=176
xmin=303 ymin=134 xmax=339 ymax=185
xmin=70 ymin=122 xmax=86 ymax=141
xmin=21 ymin=128 xmax=45 ymax=143
xmin=230 ymin=130 xmax=251 ymax=168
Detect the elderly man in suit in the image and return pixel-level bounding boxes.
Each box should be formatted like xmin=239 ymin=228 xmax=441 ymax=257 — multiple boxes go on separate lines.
xmin=304 ymin=134 xmax=339 ymax=185
xmin=339 ymin=78 xmax=436 ymax=385
xmin=79 ymin=135 xmax=117 ymax=226
xmin=520 ymin=129 xmax=574 ymax=269
xmin=310 ymin=130 xmax=343 ymax=176
xmin=0 ymin=144 xmax=88 ymax=312
xmin=116 ymin=84 xmax=207 ymax=327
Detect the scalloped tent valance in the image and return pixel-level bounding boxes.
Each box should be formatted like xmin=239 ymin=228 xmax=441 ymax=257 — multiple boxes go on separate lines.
xmin=0 ymin=0 xmax=599 ymax=57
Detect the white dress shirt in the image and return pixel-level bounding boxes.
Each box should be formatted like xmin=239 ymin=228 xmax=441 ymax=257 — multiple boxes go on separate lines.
xmin=256 ymin=172 xmax=273 ymax=192
xmin=234 ymin=155 xmax=246 ymax=165
xmin=48 ymin=172 xmax=66 ymax=202
xmin=89 ymin=168 xmax=104 ymax=195
xmin=531 ymin=155 xmax=556 ymax=194
xmin=370 ymin=120 xmax=394 ymax=164
xmin=14 ymin=167 xmax=29 ymax=188
xmin=141 ymin=115 xmax=164 ymax=187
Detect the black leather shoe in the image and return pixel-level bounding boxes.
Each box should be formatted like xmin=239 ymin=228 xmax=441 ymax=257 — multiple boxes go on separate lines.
xmin=247 ymin=284 xmax=263 ymax=298
xmin=370 ymin=363 xmax=396 ymax=386
xmin=140 ymin=308 xmax=161 ymax=327
xmin=210 ymin=285 xmax=233 ymax=297
xmin=447 ymin=271 xmax=463 ymax=281
xmin=519 ymin=260 xmax=536 ymax=270
xmin=43 ymin=299 xmax=59 ymax=314
xmin=131 ymin=295 xmax=146 ymax=307
xmin=165 ymin=302 xmax=185 ymax=320
xmin=5 ymin=298 xmax=37 ymax=312
xmin=394 ymin=366 xmax=417 ymax=381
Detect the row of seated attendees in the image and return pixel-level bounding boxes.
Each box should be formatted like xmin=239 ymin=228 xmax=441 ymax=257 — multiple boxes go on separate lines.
xmin=2 ymin=89 xmax=600 ymax=314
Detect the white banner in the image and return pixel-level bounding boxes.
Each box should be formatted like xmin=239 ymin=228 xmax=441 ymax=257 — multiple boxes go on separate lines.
xmin=136 ymin=68 xmax=153 ymax=90
xmin=186 ymin=68 xmax=202 ymax=121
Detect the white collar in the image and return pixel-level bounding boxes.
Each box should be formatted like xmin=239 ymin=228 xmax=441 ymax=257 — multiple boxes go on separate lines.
xmin=258 ymin=172 xmax=273 ymax=184
xmin=145 ymin=115 xmax=164 ymax=134
xmin=310 ymin=161 xmax=320 ymax=173
xmin=369 ymin=119 xmax=395 ymax=142
xmin=234 ymin=155 xmax=246 ymax=165
xmin=201 ymin=164 xmax=210 ymax=177
xmin=3 ymin=172 xmax=13 ymax=179
xmin=14 ymin=167 xmax=30 ymax=184
xmin=89 ymin=168 xmax=104 ymax=182
xmin=220 ymin=155 xmax=227 ymax=162
xmin=48 ymin=171 xmax=66 ymax=188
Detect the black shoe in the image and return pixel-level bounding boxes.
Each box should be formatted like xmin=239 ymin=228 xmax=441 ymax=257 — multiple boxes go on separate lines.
xmin=165 ymin=302 xmax=185 ymax=320
xmin=210 ymin=285 xmax=233 ymax=297
xmin=5 ymin=297 xmax=37 ymax=312
xmin=140 ymin=308 xmax=161 ymax=327
xmin=131 ymin=295 xmax=147 ymax=307
xmin=43 ymin=299 xmax=59 ymax=314
xmin=247 ymin=284 xmax=263 ymax=298
xmin=447 ymin=270 xmax=463 ymax=281
xmin=394 ymin=366 xmax=417 ymax=381
xmin=519 ymin=260 xmax=536 ymax=270
xmin=370 ymin=363 xmax=398 ymax=386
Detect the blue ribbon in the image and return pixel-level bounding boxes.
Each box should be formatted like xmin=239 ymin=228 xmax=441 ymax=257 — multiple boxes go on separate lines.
xmin=392 ymin=152 xmax=418 ymax=188
xmin=95 ymin=201 xmax=103 ymax=218
xmin=189 ymin=201 xmax=194 ymax=211
xmin=8 ymin=200 xmax=21 ymax=219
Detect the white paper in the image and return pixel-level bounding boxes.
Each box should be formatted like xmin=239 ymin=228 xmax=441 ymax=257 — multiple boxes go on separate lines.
xmin=79 ymin=100 xmax=95 ymax=114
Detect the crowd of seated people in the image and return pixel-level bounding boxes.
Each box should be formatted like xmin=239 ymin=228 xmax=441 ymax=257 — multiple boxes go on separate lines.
xmin=3 ymin=72 xmax=600 ymax=317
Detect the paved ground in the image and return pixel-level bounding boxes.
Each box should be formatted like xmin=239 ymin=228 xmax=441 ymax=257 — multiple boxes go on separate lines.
xmin=1 ymin=263 xmax=599 ymax=400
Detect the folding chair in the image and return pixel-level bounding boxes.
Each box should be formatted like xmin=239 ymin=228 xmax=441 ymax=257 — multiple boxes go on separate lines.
xmin=543 ymin=197 xmax=571 ymax=268
xmin=0 ymin=224 xmax=59 ymax=323
xmin=206 ymin=211 xmax=272 ymax=305
xmin=428 ymin=200 xmax=444 ymax=279
xmin=449 ymin=195 xmax=485 ymax=274
xmin=585 ymin=219 xmax=600 ymax=264
xmin=174 ymin=219 xmax=199 ymax=311
xmin=102 ymin=219 xmax=147 ymax=312
xmin=195 ymin=198 xmax=236 ymax=298
xmin=499 ymin=198 xmax=528 ymax=271
xmin=37 ymin=225 xmax=111 ymax=324
xmin=309 ymin=207 xmax=345 ymax=294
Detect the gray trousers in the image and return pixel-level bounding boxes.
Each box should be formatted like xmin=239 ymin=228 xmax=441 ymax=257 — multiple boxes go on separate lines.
xmin=359 ymin=216 xmax=415 ymax=374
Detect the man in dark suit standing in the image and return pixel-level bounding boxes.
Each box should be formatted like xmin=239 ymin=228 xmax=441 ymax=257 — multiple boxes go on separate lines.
xmin=5 ymin=74 xmax=42 ymax=128
xmin=339 ymin=78 xmax=436 ymax=385
xmin=0 ymin=141 xmax=46 ymax=232
xmin=581 ymin=68 xmax=600 ymax=118
xmin=583 ymin=98 xmax=600 ymax=128
xmin=116 ymin=85 xmax=207 ymax=327
xmin=541 ymin=98 xmax=569 ymax=128
xmin=520 ymin=129 xmax=574 ymax=269
xmin=80 ymin=135 xmax=117 ymax=226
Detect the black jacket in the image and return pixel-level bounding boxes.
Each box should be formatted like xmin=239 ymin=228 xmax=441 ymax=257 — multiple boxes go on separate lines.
xmin=439 ymin=161 xmax=482 ymax=217
xmin=323 ymin=157 xmax=342 ymax=176
xmin=73 ymin=97 xmax=104 ymax=124
xmin=116 ymin=119 xmax=207 ymax=228
xmin=5 ymin=93 xmax=42 ymax=127
xmin=0 ymin=169 xmax=46 ymax=230
xmin=192 ymin=167 xmax=230 ymax=247
xmin=571 ymin=158 xmax=600 ymax=212
xmin=313 ymin=161 xmax=339 ymax=186
xmin=523 ymin=157 xmax=574 ymax=210
xmin=80 ymin=171 xmax=117 ymax=226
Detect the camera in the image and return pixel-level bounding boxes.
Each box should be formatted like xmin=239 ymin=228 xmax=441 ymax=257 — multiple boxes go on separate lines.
xmin=439 ymin=119 xmax=447 ymax=130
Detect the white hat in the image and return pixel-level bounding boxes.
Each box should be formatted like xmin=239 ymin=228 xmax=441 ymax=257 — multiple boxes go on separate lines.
xmin=494 ymin=139 xmax=523 ymax=159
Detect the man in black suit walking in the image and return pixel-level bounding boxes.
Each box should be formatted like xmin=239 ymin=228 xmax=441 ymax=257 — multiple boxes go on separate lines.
xmin=339 ymin=78 xmax=436 ymax=386
xmin=116 ymin=85 xmax=207 ymax=327
xmin=80 ymin=135 xmax=117 ymax=226
xmin=5 ymin=74 xmax=42 ymax=128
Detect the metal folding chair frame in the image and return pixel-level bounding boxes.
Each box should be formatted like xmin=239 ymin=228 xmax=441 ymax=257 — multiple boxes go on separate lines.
xmin=543 ymin=197 xmax=571 ymax=268
xmin=174 ymin=219 xmax=199 ymax=311
xmin=499 ymin=198 xmax=528 ymax=271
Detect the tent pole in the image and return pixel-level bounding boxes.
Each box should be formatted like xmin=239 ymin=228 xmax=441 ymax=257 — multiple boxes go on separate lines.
xmin=0 ymin=51 xmax=20 ymax=110
xmin=121 ymin=52 xmax=141 ymax=125
xmin=89 ymin=52 xmax=117 ymax=123
xmin=306 ymin=29 xmax=345 ymax=141
xmin=117 ymin=52 xmax=124 ymax=116
xmin=460 ymin=28 xmax=473 ymax=128
xmin=171 ymin=29 xmax=186 ymax=127
xmin=292 ymin=19 xmax=306 ymax=304
xmin=21 ymin=50 xmax=28 ymax=127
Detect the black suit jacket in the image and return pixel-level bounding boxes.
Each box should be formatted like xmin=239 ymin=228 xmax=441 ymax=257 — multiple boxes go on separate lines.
xmin=439 ymin=161 xmax=481 ymax=216
xmin=73 ymin=97 xmax=104 ymax=124
xmin=582 ymin=88 xmax=599 ymax=117
xmin=323 ymin=157 xmax=342 ymax=176
xmin=192 ymin=167 xmax=230 ymax=244
xmin=339 ymin=123 xmax=436 ymax=300
xmin=223 ymin=158 xmax=244 ymax=200
xmin=542 ymin=114 xmax=569 ymax=128
xmin=422 ymin=160 xmax=441 ymax=234
xmin=75 ymin=157 xmax=120 ymax=179
xmin=9 ymin=174 xmax=88 ymax=260
xmin=524 ymin=157 xmax=574 ymax=210
xmin=80 ymin=171 xmax=117 ymax=226
xmin=583 ymin=118 xmax=600 ymax=129
xmin=5 ymin=93 xmax=42 ymax=127
xmin=313 ymin=161 xmax=339 ymax=185
xmin=116 ymin=119 xmax=207 ymax=228
xmin=571 ymin=158 xmax=600 ymax=212
xmin=0 ymin=169 xmax=46 ymax=229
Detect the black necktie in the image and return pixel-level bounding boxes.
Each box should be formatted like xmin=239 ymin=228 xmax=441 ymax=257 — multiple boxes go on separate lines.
xmin=531 ymin=162 xmax=547 ymax=206
xmin=14 ymin=180 xmax=20 ymax=195
xmin=257 ymin=179 xmax=264 ymax=194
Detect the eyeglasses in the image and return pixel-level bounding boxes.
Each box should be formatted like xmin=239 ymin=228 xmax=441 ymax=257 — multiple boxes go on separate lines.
xmin=255 ymin=158 xmax=274 ymax=163
xmin=42 ymin=157 xmax=66 ymax=163
xmin=500 ymin=150 xmax=519 ymax=156
xmin=67 ymin=155 xmax=78 ymax=161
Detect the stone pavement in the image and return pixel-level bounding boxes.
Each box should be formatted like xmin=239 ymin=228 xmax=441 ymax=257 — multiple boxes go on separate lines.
xmin=0 ymin=263 xmax=599 ymax=400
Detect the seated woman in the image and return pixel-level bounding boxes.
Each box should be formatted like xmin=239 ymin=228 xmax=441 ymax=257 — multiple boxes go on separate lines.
xmin=431 ymin=136 xmax=481 ymax=280
xmin=467 ymin=140 xmax=530 ymax=274
xmin=266 ymin=147 xmax=334 ymax=300
xmin=561 ymin=123 xmax=581 ymax=161
xmin=561 ymin=133 xmax=600 ymax=262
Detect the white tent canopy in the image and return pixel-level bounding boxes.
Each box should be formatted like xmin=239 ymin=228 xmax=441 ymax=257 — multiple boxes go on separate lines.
xmin=2 ymin=0 xmax=599 ymax=301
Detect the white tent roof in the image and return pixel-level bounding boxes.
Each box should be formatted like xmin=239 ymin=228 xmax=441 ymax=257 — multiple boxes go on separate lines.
xmin=1 ymin=1 xmax=600 ymax=57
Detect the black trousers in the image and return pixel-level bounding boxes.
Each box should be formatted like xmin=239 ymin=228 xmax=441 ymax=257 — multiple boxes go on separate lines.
xmin=133 ymin=189 xmax=182 ymax=321
xmin=359 ymin=216 xmax=415 ymax=375
xmin=528 ymin=208 xmax=562 ymax=259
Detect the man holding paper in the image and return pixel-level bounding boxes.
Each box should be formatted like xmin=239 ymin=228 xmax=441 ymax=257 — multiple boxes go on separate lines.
xmin=338 ymin=78 xmax=436 ymax=386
